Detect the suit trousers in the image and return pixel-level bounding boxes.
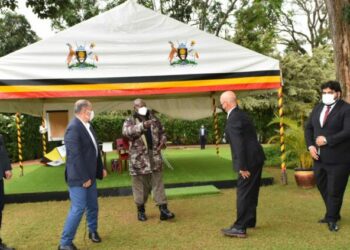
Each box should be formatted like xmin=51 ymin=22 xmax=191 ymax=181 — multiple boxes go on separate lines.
xmin=200 ymin=136 xmax=206 ymax=149
xmin=233 ymin=165 xmax=262 ymax=230
xmin=60 ymin=182 xmax=98 ymax=246
xmin=0 ymin=179 xmax=4 ymax=229
xmin=313 ymin=161 xmax=350 ymax=222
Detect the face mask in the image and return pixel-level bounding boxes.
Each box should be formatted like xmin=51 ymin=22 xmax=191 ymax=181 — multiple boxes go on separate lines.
xmin=322 ymin=93 xmax=336 ymax=106
xmin=89 ymin=110 xmax=95 ymax=121
xmin=138 ymin=107 xmax=148 ymax=116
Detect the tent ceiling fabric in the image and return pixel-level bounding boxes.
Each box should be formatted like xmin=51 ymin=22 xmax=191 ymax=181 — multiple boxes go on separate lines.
xmin=0 ymin=0 xmax=281 ymax=120
xmin=0 ymin=94 xmax=218 ymax=120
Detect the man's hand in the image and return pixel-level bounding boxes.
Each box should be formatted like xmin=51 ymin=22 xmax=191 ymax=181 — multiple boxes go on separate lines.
xmin=4 ymin=170 xmax=12 ymax=180
xmin=239 ymin=170 xmax=250 ymax=179
xmin=157 ymin=142 xmax=166 ymax=152
xmin=103 ymin=169 xmax=108 ymax=178
xmin=143 ymin=120 xmax=153 ymax=129
xmin=316 ymin=136 xmax=327 ymax=147
xmin=308 ymin=145 xmax=319 ymax=160
xmin=83 ymin=179 xmax=92 ymax=188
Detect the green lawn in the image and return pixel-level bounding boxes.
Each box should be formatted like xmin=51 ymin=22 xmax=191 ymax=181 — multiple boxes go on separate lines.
xmin=5 ymin=146 xmax=274 ymax=194
xmin=2 ymin=167 xmax=350 ymax=249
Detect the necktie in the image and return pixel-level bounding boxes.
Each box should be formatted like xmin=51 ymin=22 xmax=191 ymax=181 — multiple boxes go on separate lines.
xmin=322 ymin=106 xmax=331 ymax=126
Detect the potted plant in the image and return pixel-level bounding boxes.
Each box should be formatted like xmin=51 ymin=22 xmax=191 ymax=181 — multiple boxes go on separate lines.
xmin=268 ymin=117 xmax=315 ymax=189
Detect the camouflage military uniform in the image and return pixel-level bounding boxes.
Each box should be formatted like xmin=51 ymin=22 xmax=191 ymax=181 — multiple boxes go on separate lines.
xmin=122 ymin=111 xmax=168 ymax=206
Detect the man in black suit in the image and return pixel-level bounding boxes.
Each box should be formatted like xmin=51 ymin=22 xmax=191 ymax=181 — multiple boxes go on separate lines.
xmin=305 ymin=81 xmax=350 ymax=232
xmin=199 ymin=125 xmax=207 ymax=149
xmin=0 ymin=134 xmax=14 ymax=250
xmin=219 ymin=91 xmax=265 ymax=238
xmin=58 ymin=100 xmax=107 ymax=250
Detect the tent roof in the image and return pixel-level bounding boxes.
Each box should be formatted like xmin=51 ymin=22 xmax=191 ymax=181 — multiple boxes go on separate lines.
xmin=0 ymin=0 xmax=280 ymax=99
xmin=0 ymin=0 xmax=281 ymax=120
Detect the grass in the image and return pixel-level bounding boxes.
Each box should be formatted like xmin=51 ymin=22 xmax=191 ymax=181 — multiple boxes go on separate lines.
xmin=165 ymin=185 xmax=220 ymax=199
xmin=4 ymin=146 xmax=274 ymax=194
xmin=2 ymin=167 xmax=350 ymax=249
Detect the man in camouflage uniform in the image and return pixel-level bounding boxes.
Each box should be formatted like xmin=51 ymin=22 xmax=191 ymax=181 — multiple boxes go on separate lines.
xmin=122 ymin=99 xmax=175 ymax=221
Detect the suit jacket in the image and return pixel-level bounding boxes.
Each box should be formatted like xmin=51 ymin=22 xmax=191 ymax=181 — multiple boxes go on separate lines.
xmin=225 ymin=107 xmax=265 ymax=171
xmin=0 ymin=134 xmax=11 ymax=178
xmin=64 ymin=117 xmax=104 ymax=187
xmin=305 ymin=99 xmax=350 ymax=164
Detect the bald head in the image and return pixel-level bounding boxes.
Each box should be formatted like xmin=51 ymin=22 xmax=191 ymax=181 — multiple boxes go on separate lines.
xmin=220 ymin=91 xmax=237 ymax=104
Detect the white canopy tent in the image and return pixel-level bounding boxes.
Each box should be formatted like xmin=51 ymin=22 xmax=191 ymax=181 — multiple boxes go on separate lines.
xmin=0 ymin=0 xmax=281 ymax=120
xmin=0 ymin=0 xmax=286 ymax=181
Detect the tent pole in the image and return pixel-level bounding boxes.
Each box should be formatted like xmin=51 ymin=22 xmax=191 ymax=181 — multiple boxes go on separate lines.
xmin=278 ymin=87 xmax=287 ymax=184
xmin=41 ymin=112 xmax=47 ymax=156
xmin=15 ymin=113 xmax=24 ymax=176
xmin=212 ymin=97 xmax=220 ymax=156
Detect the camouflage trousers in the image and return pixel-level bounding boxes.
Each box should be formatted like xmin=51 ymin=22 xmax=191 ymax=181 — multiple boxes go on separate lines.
xmin=131 ymin=151 xmax=167 ymax=206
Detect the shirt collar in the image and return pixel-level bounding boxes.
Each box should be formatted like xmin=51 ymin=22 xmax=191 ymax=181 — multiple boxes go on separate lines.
xmin=77 ymin=116 xmax=90 ymax=128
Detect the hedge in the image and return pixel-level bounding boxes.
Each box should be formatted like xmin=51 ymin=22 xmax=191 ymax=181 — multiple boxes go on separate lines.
xmin=0 ymin=110 xmax=276 ymax=163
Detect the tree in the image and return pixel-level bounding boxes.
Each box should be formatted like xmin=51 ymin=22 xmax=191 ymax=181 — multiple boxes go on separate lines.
xmin=325 ymin=0 xmax=350 ymax=102
xmin=0 ymin=0 xmax=17 ymax=11
xmin=233 ymin=0 xmax=283 ymax=55
xmin=0 ymin=11 xmax=38 ymax=57
xmin=26 ymin=0 xmax=100 ymax=30
xmin=277 ymin=0 xmax=330 ymax=54
xmin=280 ymin=45 xmax=335 ymax=119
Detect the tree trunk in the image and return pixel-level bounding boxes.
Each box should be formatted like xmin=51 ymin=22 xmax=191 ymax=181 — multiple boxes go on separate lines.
xmin=325 ymin=0 xmax=350 ymax=102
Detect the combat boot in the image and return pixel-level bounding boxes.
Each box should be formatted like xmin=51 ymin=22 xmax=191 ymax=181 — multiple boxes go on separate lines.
xmin=137 ymin=205 xmax=147 ymax=221
xmin=159 ymin=204 xmax=175 ymax=220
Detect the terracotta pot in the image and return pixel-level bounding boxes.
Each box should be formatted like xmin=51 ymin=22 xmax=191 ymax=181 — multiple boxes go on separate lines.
xmin=294 ymin=168 xmax=315 ymax=189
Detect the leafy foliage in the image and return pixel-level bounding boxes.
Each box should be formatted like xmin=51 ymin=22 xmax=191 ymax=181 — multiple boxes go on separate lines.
xmin=0 ymin=11 xmax=38 ymax=57
xmin=280 ymin=46 xmax=335 ymax=119
xmin=0 ymin=0 xmax=17 ymax=11
xmin=26 ymin=0 xmax=100 ymax=30
xmin=232 ymin=0 xmax=282 ymax=55
xmin=0 ymin=114 xmax=56 ymax=162
xmin=268 ymin=117 xmax=312 ymax=168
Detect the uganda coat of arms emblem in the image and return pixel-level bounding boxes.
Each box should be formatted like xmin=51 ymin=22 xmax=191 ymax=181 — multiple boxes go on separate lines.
xmin=168 ymin=40 xmax=199 ymax=66
xmin=66 ymin=42 xmax=99 ymax=69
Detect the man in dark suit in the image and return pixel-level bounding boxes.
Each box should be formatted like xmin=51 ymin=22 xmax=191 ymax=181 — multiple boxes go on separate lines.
xmin=199 ymin=125 xmax=207 ymax=149
xmin=0 ymin=134 xmax=15 ymax=250
xmin=58 ymin=100 xmax=107 ymax=250
xmin=305 ymin=81 xmax=350 ymax=232
xmin=219 ymin=91 xmax=265 ymax=238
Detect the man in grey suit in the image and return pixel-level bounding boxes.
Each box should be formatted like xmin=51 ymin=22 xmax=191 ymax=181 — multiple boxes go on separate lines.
xmin=0 ymin=134 xmax=14 ymax=250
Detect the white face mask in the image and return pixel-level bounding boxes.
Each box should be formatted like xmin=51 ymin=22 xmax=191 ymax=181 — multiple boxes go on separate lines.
xmin=138 ymin=106 xmax=148 ymax=116
xmin=89 ymin=110 xmax=95 ymax=121
xmin=322 ymin=93 xmax=337 ymax=106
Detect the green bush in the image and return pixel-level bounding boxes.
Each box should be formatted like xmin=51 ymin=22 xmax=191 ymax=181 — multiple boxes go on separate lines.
xmin=0 ymin=110 xmax=279 ymax=162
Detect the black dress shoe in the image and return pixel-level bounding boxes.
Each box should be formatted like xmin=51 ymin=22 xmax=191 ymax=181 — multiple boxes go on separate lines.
xmin=0 ymin=242 xmax=15 ymax=250
xmin=88 ymin=232 xmax=102 ymax=243
xmin=57 ymin=243 xmax=78 ymax=250
xmin=327 ymin=222 xmax=339 ymax=232
xmin=221 ymin=227 xmax=247 ymax=238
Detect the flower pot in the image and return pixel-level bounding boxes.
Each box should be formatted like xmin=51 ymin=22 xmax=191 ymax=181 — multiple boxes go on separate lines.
xmin=294 ymin=168 xmax=315 ymax=189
